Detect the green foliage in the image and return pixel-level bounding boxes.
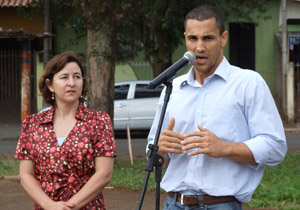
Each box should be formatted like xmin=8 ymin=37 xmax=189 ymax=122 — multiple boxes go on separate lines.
xmin=60 ymin=0 xmax=142 ymax=62
xmin=17 ymin=0 xmax=272 ymax=73
xmin=122 ymin=0 xmax=272 ymax=75
xmin=109 ymin=159 xmax=158 ymax=190
xmin=16 ymin=0 xmax=43 ymax=20
xmin=17 ymin=0 xmax=141 ymax=62
xmin=115 ymin=25 xmax=143 ymax=62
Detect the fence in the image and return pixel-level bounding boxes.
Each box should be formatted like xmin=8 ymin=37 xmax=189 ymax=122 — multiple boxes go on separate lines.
xmin=0 ymin=50 xmax=21 ymax=123
xmin=0 ymin=49 xmax=36 ymax=123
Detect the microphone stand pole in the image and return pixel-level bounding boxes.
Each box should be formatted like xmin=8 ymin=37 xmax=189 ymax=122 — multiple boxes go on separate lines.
xmin=137 ymin=80 xmax=173 ymax=210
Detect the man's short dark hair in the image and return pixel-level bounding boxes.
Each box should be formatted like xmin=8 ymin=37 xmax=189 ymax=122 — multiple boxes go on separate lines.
xmin=184 ymin=5 xmax=225 ymax=35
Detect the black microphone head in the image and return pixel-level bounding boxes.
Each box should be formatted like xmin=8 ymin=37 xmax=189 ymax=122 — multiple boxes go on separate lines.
xmin=183 ymin=51 xmax=195 ymax=64
xmin=149 ymin=51 xmax=195 ymax=89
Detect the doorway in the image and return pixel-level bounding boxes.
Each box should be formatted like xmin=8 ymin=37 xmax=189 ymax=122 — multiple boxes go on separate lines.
xmin=0 ymin=38 xmax=36 ymax=123
xmin=229 ymin=23 xmax=255 ymax=70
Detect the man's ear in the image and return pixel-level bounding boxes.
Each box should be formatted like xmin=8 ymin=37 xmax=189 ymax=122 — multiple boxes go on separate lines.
xmin=221 ymin=31 xmax=228 ymax=48
xmin=45 ymin=79 xmax=53 ymax=92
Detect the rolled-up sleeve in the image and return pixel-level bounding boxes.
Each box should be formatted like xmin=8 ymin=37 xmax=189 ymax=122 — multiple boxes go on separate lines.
xmin=244 ymin=77 xmax=287 ymax=168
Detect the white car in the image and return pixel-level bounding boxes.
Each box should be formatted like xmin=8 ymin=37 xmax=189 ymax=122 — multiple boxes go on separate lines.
xmin=39 ymin=80 xmax=164 ymax=131
xmin=114 ymin=80 xmax=164 ymax=130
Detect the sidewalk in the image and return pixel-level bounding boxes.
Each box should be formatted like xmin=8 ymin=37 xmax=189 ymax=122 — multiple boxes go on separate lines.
xmin=0 ymin=123 xmax=22 ymax=140
xmin=283 ymin=122 xmax=300 ymax=135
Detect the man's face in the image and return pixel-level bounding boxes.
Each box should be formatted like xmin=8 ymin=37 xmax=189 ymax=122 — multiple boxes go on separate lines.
xmin=184 ymin=18 xmax=228 ymax=83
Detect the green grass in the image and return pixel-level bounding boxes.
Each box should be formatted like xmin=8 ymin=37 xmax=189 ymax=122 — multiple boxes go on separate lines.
xmin=243 ymin=153 xmax=300 ymax=210
xmin=0 ymin=155 xmax=19 ymax=176
xmin=1 ymin=153 xmax=300 ymax=209
xmin=109 ymin=158 xmax=158 ymax=190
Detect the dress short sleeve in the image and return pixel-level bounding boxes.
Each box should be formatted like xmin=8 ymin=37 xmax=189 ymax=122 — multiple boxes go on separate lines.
xmin=15 ymin=116 xmax=34 ymax=160
xmin=92 ymin=111 xmax=117 ymax=157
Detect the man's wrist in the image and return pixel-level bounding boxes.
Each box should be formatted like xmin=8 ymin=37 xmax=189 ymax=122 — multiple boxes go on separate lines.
xmin=223 ymin=141 xmax=233 ymax=158
xmin=157 ymin=149 xmax=166 ymax=156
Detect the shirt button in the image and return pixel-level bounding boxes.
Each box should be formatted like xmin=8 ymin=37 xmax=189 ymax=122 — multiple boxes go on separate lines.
xmin=197 ymin=109 xmax=200 ymax=112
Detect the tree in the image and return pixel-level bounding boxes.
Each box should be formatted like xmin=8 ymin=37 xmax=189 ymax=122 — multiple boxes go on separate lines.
xmin=69 ymin=1 xmax=116 ymax=119
xmin=71 ymin=0 xmax=146 ymax=119
xmin=22 ymin=0 xmax=271 ymax=120
xmin=127 ymin=0 xmax=271 ymax=77
xmin=69 ymin=0 xmax=271 ymax=122
xmin=22 ymin=0 xmax=139 ymax=120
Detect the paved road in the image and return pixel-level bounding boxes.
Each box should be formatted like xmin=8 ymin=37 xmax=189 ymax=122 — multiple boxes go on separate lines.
xmin=285 ymin=135 xmax=300 ymax=152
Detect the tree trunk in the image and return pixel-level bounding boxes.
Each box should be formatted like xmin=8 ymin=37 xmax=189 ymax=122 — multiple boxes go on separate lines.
xmin=149 ymin=56 xmax=172 ymax=78
xmin=148 ymin=50 xmax=173 ymax=77
xmin=86 ymin=28 xmax=116 ymax=120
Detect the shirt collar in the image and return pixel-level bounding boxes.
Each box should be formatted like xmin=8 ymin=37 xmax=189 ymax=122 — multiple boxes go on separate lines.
xmin=213 ymin=57 xmax=230 ymax=82
xmin=41 ymin=103 xmax=87 ymax=124
xmin=180 ymin=56 xmax=231 ymax=88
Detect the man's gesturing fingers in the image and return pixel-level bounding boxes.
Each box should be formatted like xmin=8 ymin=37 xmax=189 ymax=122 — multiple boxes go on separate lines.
xmin=181 ymin=125 xmax=227 ymax=157
xmin=182 ymin=125 xmax=208 ymax=140
xmin=157 ymin=118 xmax=184 ymax=155
xmin=166 ymin=117 xmax=175 ymax=130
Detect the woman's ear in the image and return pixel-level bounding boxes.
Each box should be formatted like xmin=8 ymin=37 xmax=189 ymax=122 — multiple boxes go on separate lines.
xmin=45 ymin=79 xmax=53 ymax=92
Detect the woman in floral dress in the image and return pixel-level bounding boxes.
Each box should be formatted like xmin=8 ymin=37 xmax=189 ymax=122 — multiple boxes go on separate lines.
xmin=15 ymin=51 xmax=116 ymax=210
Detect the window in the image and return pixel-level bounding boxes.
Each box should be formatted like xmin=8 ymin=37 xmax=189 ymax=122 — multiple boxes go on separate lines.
xmin=114 ymin=85 xmax=129 ymax=100
xmin=134 ymin=84 xmax=164 ymax=99
xmin=289 ymin=36 xmax=300 ymax=63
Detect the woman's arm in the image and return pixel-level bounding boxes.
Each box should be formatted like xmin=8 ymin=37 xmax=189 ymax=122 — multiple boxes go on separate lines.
xmin=68 ymin=156 xmax=115 ymax=209
xmin=19 ymin=160 xmax=75 ymax=210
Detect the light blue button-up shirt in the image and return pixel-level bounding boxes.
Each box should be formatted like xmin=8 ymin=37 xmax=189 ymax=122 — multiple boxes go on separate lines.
xmin=147 ymin=57 xmax=287 ymax=203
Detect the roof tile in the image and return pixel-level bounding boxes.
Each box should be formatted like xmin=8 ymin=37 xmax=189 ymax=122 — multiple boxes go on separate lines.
xmin=0 ymin=0 xmax=33 ymax=7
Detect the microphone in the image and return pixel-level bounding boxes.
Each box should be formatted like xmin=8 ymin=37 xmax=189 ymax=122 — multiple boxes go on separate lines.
xmin=149 ymin=51 xmax=195 ymax=89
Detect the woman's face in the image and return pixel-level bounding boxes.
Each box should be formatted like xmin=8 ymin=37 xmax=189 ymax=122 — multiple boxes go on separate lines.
xmin=47 ymin=62 xmax=83 ymax=106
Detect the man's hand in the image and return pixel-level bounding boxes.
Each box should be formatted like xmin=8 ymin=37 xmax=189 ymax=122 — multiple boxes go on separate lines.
xmin=157 ymin=118 xmax=185 ymax=156
xmin=181 ymin=125 xmax=227 ymax=157
xmin=181 ymin=125 xmax=256 ymax=164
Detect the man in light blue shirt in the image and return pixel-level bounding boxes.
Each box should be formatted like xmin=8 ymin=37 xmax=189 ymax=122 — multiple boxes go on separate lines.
xmin=147 ymin=5 xmax=287 ymax=210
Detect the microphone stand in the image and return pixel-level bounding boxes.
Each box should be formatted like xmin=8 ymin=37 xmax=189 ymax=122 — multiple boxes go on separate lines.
xmin=137 ymin=80 xmax=173 ymax=210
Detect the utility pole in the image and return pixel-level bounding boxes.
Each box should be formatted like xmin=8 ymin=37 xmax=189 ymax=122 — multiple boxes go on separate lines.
xmin=43 ymin=0 xmax=50 ymax=67
xmin=282 ymin=0 xmax=287 ymax=120
xmin=21 ymin=41 xmax=31 ymax=121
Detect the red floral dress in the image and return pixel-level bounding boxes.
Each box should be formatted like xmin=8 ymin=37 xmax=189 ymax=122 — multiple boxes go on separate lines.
xmin=15 ymin=104 xmax=117 ymax=210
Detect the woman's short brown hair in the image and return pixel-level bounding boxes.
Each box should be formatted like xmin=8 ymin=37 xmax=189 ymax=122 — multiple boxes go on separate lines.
xmin=38 ymin=51 xmax=87 ymax=106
